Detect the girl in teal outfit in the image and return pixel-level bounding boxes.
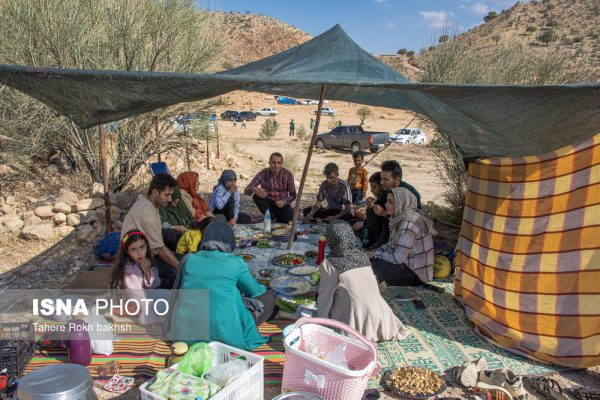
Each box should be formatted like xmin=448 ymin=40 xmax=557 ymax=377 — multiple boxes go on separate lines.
xmin=169 ymin=219 xmax=277 ymax=350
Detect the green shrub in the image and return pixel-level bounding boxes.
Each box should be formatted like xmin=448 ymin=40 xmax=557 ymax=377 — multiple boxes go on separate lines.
xmin=538 ymin=29 xmax=558 ymax=45
xmin=259 ymin=119 xmax=278 ymax=140
xmin=526 ymin=25 xmax=538 ymax=33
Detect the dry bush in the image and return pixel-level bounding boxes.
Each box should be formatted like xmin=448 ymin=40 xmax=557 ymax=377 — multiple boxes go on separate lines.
xmin=295 ymin=124 xmax=308 ymax=141
xmin=0 ymin=0 xmax=222 ymax=191
xmin=283 ymin=152 xmax=301 ymax=176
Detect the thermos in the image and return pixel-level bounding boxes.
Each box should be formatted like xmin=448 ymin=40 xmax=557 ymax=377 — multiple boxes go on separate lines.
xmin=316 ymin=236 xmax=326 ymax=265
xmin=67 ymin=319 xmax=92 ymax=367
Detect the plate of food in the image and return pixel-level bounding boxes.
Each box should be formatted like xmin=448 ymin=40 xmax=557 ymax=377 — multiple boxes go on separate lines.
xmin=271 ymin=224 xmax=288 ymax=232
xmin=288 ymin=265 xmax=319 ymax=276
xmin=383 ymin=367 xmax=447 ymax=399
xmin=238 ymin=253 xmax=255 ymax=262
xmin=270 ymin=275 xmax=313 ymax=296
xmin=253 ymin=233 xmax=272 ymax=240
xmin=272 ymin=253 xmax=306 ymax=267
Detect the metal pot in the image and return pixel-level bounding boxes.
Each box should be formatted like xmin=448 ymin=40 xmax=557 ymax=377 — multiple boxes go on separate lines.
xmin=272 ymin=392 xmax=324 ymax=400
xmin=17 ymin=364 xmax=98 ymax=400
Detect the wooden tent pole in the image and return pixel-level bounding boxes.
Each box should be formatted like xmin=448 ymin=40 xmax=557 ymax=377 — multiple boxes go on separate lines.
xmin=288 ymin=85 xmax=326 ymax=250
xmin=99 ymin=124 xmax=112 ymax=232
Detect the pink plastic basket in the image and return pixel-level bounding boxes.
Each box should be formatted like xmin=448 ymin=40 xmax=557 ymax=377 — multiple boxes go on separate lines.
xmin=281 ymin=318 xmax=380 ymax=400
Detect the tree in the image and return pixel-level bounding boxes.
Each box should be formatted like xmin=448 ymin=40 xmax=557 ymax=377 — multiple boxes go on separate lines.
xmin=357 ymin=107 xmax=372 ymax=125
xmin=407 ymin=50 xmax=416 ymax=57
xmin=483 ymin=11 xmax=498 ymax=22
xmin=397 ymin=48 xmax=408 ymax=55
xmin=438 ymin=34 xmax=449 ymax=43
xmin=0 ymin=0 xmax=222 ymax=191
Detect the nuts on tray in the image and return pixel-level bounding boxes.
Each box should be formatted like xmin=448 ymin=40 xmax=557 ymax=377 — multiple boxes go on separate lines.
xmin=385 ymin=367 xmax=445 ymax=397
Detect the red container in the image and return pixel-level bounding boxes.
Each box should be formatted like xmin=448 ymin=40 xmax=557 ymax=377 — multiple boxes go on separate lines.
xmin=316 ymin=236 xmax=326 ymax=265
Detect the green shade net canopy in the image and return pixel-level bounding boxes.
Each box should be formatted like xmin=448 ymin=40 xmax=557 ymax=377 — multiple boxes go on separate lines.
xmin=0 ymin=25 xmax=598 ymax=159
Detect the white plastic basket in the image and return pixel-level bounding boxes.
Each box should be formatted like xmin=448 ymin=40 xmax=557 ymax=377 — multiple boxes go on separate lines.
xmin=140 ymin=341 xmax=264 ymax=400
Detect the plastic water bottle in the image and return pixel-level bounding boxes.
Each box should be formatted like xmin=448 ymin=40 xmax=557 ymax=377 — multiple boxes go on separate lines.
xmin=264 ymin=208 xmax=271 ymax=233
xmin=362 ymin=228 xmax=370 ymax=248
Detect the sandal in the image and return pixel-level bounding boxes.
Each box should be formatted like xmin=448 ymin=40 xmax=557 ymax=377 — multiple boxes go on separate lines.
xmin=528 ymin=376 xmax=569 ymax=400
xmin=479 ymin=369 xmax=528 ymax=400
xmin=451 ymin=357 xmax=488 ymax=388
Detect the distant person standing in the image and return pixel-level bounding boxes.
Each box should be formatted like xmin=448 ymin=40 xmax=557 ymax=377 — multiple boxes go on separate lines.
xmin=231 ymin=115 xmax=237 ymax=128
xmin=240 ymin=117 xmax=247 ymax=129
xmin=289 ymin=119 xmax=295 ymax=137
xmin=310 ymin=118 xmax=315 ymax=131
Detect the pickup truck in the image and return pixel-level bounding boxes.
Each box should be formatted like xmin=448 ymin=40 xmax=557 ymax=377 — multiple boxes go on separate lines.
xmin=314 ymin=125 xmax=389 ymax=153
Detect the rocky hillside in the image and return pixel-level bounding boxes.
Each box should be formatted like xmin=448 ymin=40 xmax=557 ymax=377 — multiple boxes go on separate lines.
xmin=443 ymin=0 xmax=600 ymax=80
xmin=210 ymin=12 xmax=312 ymax=68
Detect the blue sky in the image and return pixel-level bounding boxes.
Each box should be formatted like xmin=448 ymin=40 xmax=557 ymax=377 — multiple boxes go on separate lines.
xmin=211 ymin=0 xmax=519 ymax=54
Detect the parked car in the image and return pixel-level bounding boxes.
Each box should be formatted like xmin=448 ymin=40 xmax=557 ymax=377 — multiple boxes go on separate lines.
xmin=174 ymin=113 xmax=203 ymax=132
xmin=237 ymin=111 xmax=257 ymax=121
xmin=315 ymin=107 xmax=336 ymax=116
xmin=300 ymin=99 xmax=319 ymax=105
xmin=391 ymin=128 xmax=427 ymax=144
xmin=220 ymin=110 xmax=239 ymax=120
xmin=257 ymin=108 xmax=278 ymax=116
xmin=314 ymin=125 xmax=389 ymax=153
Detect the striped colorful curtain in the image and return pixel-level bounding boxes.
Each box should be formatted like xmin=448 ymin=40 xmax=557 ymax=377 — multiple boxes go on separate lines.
xmin=455 ymin=134 xmax=600 ymax=368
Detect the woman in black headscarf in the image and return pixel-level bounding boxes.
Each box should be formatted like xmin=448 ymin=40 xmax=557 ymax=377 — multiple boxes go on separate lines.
xmin=317 ymin=221 xmax=407 ymax=342
xmin=169 ymin=220 xmax=277 ymax=350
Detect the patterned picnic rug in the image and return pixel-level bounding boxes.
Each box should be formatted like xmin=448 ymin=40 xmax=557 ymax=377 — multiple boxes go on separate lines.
xmin=369 ymin=279 xmax=565 ymax=389
xmin=23 ymin=280 xmax=563 ymax=389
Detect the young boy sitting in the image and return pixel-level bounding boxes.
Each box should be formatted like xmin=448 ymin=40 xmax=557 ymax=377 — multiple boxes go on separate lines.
xmin=348 ymin=151 xmax=368 ymax=205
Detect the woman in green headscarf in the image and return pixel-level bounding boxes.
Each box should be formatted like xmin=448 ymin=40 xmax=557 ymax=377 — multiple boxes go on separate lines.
xmin=159 ymin=186 xmax=194 ymax=229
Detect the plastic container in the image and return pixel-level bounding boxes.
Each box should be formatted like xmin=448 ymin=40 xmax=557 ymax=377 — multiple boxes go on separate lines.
xmin=17 ymin=363 xmax=98 ymax=400
xmin=0 ymin=322 xmax=36 ymax=377
xmin=281 ymin=318 xmax=380 ymax=400
xmin=139 ymin=341 xmax=264 ymax=400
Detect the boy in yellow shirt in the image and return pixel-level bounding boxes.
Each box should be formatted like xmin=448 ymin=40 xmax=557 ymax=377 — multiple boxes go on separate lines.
xmin=347 ymin=151 xmax=368 ymax=204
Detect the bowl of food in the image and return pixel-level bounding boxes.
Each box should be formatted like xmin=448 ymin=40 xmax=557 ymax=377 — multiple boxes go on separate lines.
xmin=272 ymin=227 xmax=298 ymax=243
xmin=383 ymin=367 xmax=447 ymax=399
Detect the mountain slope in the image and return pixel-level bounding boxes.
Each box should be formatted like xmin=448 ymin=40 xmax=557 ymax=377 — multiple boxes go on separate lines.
xmin=440 ymin=0 xmax=599 ymax=80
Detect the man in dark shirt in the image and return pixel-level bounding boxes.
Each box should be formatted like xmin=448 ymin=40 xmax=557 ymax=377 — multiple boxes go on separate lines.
xmin=244 ymin=152 xmax=297 ymax=223
xmin=303 ymin=163 xmax=353 ymax=222
xmin=366 ymin=160 xmax=421 ymax=249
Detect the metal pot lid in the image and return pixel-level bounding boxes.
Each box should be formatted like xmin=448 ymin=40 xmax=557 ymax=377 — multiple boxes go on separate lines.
xmin=17 ymin=364 xmax=93 ymax=400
